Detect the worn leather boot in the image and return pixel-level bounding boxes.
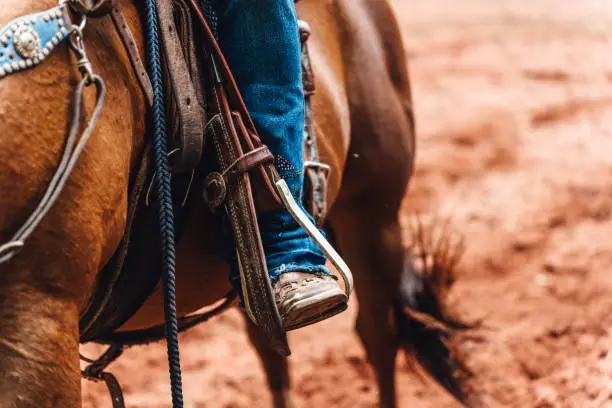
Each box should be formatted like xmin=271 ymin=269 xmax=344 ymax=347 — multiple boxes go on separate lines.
xmin=274 ymin=272 xmax=348 ymax=331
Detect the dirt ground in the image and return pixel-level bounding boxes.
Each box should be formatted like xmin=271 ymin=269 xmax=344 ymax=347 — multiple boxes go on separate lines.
xmin=82 ymin=1 xmax=612 ymax=407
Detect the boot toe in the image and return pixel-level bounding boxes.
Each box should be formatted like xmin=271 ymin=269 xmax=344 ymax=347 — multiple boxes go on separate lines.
xmin=274 ymin=272 xmax=348 ymax=331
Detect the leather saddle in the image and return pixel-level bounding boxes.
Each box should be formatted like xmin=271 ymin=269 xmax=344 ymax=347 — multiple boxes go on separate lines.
xmin=76 ymin=0 xmax=331 ymax=349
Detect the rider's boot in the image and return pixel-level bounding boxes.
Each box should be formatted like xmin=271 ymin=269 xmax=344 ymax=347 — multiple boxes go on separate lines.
xmin=216 ymin=0 xmax=347 ymax=330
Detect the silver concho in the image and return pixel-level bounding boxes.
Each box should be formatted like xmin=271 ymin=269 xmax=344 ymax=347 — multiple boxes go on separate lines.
xmin=13 ymin=26 xmax=41 ymax=60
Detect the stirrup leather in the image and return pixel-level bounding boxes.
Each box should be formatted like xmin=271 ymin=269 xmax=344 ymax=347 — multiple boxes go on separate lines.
xmin=187 ymin=0 xmax=353 ymax=356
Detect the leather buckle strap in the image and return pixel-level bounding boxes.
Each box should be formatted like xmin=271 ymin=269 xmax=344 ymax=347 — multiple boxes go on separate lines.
xmin=110 ymin=8 xmax=154 ymax=107
xmin=155 ymin=0 xmax=205 ymax=170
xmin=203 ymin=145 xmax=275 ymax=210
xmin=80 ymin=345 xmax=126 ymax=408
xmin=188 ymin=0 xmax=290 ymax=356
xmin=222 ymin=146 xmax=274 ymax=180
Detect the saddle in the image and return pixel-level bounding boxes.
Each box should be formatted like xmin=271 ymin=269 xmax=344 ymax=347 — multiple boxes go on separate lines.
xmin=76 ymin=0 xmax=331 ymax=349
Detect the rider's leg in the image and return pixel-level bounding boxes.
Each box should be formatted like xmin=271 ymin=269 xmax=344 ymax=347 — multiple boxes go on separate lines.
xmin=216 ymin=0 xmax=347 ymax=329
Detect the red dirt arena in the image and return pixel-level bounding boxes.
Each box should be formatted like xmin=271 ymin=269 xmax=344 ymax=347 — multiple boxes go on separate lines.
xmin=82 ymin=1 xmax=612 ymax=406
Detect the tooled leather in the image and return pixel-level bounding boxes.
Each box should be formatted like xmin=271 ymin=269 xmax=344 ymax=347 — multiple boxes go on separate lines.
xmin=156 ymin=0 xmax=205 ymax=170
xmin=207 ymin=83 xmax=288 ymax=353
xmin=77 ymin=0 xmax=288 ymax=351
xmin=206 ymin=114 xmax=271 ymax=324
xmin=203 ymin=146 xmax=274 ymax=210
xmin=187 ymin=0 xmax=284 ymax=209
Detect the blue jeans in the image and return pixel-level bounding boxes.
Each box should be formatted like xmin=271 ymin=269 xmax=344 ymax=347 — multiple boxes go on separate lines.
xmin=215 ymin=0 xmax=330 ymax=289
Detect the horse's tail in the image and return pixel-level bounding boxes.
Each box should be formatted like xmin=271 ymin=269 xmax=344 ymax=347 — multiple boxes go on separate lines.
xmin=394 ymin=216 xmax=477 ymax=407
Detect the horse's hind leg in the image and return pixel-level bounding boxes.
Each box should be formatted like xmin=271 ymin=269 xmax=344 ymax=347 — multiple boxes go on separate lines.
xmin=328 ymin=204 xmax=407 ymax=408
xmin=326 ymin=2 xmax=416 ymax=406
xmin=245 ymin=318 xmax=297 ymax=408
xmin=0 ymin=277 xmax=81 ymax=408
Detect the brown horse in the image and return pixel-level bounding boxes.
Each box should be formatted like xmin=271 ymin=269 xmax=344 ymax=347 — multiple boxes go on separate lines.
xmin=0 ymin=0 xmax=467 ymax=407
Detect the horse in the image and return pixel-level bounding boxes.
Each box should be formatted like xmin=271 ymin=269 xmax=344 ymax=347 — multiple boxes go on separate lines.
xmin=0 ymin=0 xmax=468 ymax=407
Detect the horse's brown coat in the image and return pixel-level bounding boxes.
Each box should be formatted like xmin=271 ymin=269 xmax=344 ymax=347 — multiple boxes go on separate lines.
xmin=0 ymin=0 xmax=415 ymax=406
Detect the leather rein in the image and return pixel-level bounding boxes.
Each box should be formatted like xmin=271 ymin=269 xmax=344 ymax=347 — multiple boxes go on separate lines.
xmin=0 ymin=3 xmax=109 ymax=263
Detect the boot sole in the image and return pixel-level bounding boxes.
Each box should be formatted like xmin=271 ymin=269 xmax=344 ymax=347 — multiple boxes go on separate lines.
xmin=282 ymin=289 xmax=348 ymax=332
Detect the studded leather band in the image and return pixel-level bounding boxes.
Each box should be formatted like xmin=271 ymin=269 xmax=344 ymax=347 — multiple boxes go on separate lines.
xmin=0 ymin=5 xmax=72 ymax=79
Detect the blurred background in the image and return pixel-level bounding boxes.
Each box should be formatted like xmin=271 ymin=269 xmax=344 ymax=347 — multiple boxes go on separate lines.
xmin=83 ymin=1 xmax=612 ymax=407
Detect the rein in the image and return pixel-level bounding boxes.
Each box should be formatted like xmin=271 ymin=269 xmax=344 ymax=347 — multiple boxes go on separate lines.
xmin=0 ymin=8 xmax=105 ymax=263
xmin=0 ymin=74 xmax=106 ymax=263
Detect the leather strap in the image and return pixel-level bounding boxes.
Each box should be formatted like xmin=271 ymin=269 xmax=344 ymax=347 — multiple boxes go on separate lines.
xmin=203 ymin=146 xmax=274 ymax=210
xmin=299 ymin=20 xmax=329 ymax=226
xmin=299 ymin=21 xmax=316 ymax=97
xmin=67 ymin=3 xmax=154 ymax=108
xmin=94 ymin=292 xmax=237 ymax=346
xmin=222 ymin=146 xmax=274 ymax=180
xmin=173 ymin=0 xmax=207 ymax=107
xmin=81 ymin=345 xmax=126 ymax=408
xmin=156 ymin=0 xmax=205 ymax=170
xmin=184 ymin=0 xmax=290 ymax=355
xmin=79 ymin=144 xmax=152 ymax=339
xmin=110 ymin=8 xmax=154 ymax=107
xmin=100 ymin=372 xmax=126 ymax=408
xmin=188 ymin=0 xmax=283 ymax=211
xmin=206 ymin=84 xmax=289 ymax=356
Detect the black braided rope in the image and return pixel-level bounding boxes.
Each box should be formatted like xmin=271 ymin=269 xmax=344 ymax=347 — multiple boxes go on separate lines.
xmin=197 ymin=0 xmax=218 ymax=38
xmin=143 ymin=0 xmax=184 ymax=407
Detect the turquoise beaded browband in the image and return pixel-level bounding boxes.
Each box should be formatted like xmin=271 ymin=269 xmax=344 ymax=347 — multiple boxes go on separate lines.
xmin=0 ymin=4 xmax=73 ymax=79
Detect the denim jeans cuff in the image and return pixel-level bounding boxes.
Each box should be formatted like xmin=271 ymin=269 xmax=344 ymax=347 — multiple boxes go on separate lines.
xmin=268 ymin=263 xmax=331 ymax=282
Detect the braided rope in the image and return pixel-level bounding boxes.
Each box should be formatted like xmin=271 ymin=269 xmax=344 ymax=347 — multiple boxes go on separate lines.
xmin=143 ymin=1 xmax=184 ymax=407
xmin=196 ymin=0 xmax=218 ymax=38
